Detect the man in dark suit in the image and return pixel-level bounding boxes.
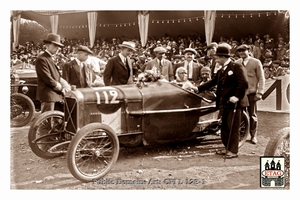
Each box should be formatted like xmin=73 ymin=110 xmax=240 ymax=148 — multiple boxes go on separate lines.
xmin=198 ymin=46 xmax=249 ymax=158
xmin=35 ymin=33 xmax=65 ymax=113
xmin=173 ymin=48 xmax=201 ymax=86
xmin=103 ymin=41 xmax=135 ymax=86
xmin=62 ymin=45 xmax=96 ymax=88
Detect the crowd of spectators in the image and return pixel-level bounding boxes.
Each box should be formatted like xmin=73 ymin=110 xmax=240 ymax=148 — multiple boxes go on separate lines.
xmin=11 ymin=32 xmax=290 ymax=80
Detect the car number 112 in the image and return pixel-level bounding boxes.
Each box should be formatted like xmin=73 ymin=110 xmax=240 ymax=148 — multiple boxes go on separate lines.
xmin=95 ymin=90 xmax=119 ymax=104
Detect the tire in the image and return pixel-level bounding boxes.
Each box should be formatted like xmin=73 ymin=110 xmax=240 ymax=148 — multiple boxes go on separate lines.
xmin=11 ymin=93 xmax=35 ymax=127
xmin=67 ymin=123 xmax=119 ymax=182
xmin=238 ymin=110 xmax=250 ymax=148
xmin=28 ymin=111 xmax=66 ymax=159
xmin=264 ymin=127 xmax=290 ymax=156
xmin=264 ymin=127 xmax=290 ymax=187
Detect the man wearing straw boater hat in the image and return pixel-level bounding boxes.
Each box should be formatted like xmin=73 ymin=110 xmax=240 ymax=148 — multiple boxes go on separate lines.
xmin=197 ymin=45 xmax=249 ymax=159
xmin=35 ymin=33 xmax=65 ymax=113
xmin=103 ymin=41 xmax=135 ymax=86
xmin=143 ymin=46 xmax=174 ymax=81
xmin=173 ymin=47 xmax=201 ymax=86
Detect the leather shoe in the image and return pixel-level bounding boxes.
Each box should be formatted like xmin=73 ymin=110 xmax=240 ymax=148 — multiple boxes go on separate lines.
xmin=223 ymin=154 xmax=238 ymax=159
xmin=222 ymin=151 xmax=238 ymax=159
xmin=215 ymin=149 xmax=226 ymax=155
xmin=251 ymin=137 xmax=257 ymax=144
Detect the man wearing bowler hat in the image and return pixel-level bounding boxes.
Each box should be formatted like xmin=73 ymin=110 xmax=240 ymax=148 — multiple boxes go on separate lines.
xmin=103 ymin=41 xmax=135 ymax=86
xmin=35 ymin=33 xmax=65 ymax=113
xmin=198 ymin=45 xmax=249 ymax=159
xmin=236 ymin=44 xmax=265 ymax=144
xmin=62 ymin=45 xmax=96 ymax=88
xmin=173 ymin=48 xmax=201 ymax=86
xmin=143 ymin=46 xmax=174 ymax=81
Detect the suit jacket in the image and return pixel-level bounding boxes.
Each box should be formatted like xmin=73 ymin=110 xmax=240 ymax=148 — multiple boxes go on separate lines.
xmin=144 ymin=58 xmax=174 ymax=81
xmin=198 ymin=61 xmax=249 ymax=109
xmin=103 ymin=55 xmax=133 ymax=86
xmin=209 ymin=58 xmax=218 ymax=78
xmin=173 ymin=60 xmax=201 ymax=85
xmin=62 ymin=59 xmax=96 ymax=88
xmin=35 ymin=51 xmax=63 ymax=102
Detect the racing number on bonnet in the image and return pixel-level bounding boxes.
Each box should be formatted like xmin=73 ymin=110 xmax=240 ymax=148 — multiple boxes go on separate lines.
xmin=95 ymin=90 xmax=119 ymax=104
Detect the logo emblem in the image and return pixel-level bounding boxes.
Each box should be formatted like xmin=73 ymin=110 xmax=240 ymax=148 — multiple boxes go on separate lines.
xmin=260 ymin=156 xmax=285 ymax=188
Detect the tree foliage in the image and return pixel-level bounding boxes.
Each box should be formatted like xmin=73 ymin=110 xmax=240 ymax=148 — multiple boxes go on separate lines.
xmin=18 ymin=19 xmax=50 ymax=45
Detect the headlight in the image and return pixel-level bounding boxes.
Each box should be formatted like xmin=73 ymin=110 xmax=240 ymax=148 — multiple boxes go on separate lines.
xmin=22 ymin=86 xmax=29 ymax=94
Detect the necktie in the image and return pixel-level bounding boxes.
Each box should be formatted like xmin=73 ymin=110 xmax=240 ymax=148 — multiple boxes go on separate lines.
xmin=124 ymin=57 xmax=130 ymax=77
xmin=242 ymin=59 xmax=246 ymax=67
xmin=220 ymin=66 xmax=225 ymax=74
xmin=159 ymin=60 xmax=162 ymax=70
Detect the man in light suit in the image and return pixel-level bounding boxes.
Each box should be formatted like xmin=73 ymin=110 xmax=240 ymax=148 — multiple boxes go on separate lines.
xmin=173 ymin=48 xmax=201 ymax=86
xmin=236 ymin=44 xmax=265 ymax=144
xmin=103 ymin=41 xmax=135 ymax=86
xmin=62 ymin=45 xmax=96 ymax=88
xmin=143 ymin=46 xmax=174 ymax=81
xmin=198 ymin=46 xmax=249 ymax=158
xmin=35 ymin=33 xmax=65 ymax=113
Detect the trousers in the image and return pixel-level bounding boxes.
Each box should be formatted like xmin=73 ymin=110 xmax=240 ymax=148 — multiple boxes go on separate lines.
xmin=41 ymin=101 xmax=64 ymax=113
xmin=247 ymin=93 xmax=258 ymax=138
xmin=221 ymin=106 xmax=242 ymax=154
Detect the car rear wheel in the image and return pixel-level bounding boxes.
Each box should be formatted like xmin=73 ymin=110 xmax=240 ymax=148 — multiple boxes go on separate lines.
xmin=28 ymin=111 xmax=67 ymax=159
xmin=67 ymin=123 xmax=119 ymax=182
xmin=264 ymin=127 xmax=290 ymax=156
xmin=11 ymin=93 xmax=35 ymax=127
xmin=264 ymin=127 xmax=290 ymax=187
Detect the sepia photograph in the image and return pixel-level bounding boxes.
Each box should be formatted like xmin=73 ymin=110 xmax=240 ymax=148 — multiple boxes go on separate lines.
xmin=8 ymin=3 xmax=296 ymax=196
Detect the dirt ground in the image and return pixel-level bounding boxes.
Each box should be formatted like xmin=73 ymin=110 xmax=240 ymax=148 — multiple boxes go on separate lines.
xmin=10 ymin=111 xmax=290 ymax=190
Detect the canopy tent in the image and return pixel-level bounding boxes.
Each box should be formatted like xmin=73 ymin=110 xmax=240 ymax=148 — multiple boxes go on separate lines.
xmin=12 ymin=10 xmax=289 ymax=49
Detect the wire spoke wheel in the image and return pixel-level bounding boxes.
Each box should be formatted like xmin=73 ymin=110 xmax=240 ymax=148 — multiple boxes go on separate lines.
xmin=264 ymin=127 xmax=290 ymax=187
xmin=28 ymin=111 xmax=67 ymax=159
xmin=11 ymin=93 xmax=35 ymax=127
xmin=67 ymin=123 xmax=119 ymax=182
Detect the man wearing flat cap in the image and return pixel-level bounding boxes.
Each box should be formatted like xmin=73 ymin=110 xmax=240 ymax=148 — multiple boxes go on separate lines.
xmin=35 ymin=33 xmax=65 ymax=113
xmin=143 ymin=46 xmax=174 ymax=81
xmin=62 ymin=45 xmax=96 ymax=88
xmin=236 ymin=44 xmax=265 ymax=144
xmin=198 ymin=45 xmax=249 ymax=159
xmin=173 ymin=48 xmax=201 ymax=86
xmin=103 ymin=41 xmax=135 ymax=85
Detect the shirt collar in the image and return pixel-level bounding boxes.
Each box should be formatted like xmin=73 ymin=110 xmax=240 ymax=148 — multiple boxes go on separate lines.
xmin=45 ymin=50 xmax=55 ymax=58
xmin=223 ymin=58 xmax=231 ymax=68
xmin=75 ymin=57 xmax=81 ymax=66
xmin=243 ymin=56 xmax=250 ymax=62
xmin=119 ymin=53 xmax=126 ymax=63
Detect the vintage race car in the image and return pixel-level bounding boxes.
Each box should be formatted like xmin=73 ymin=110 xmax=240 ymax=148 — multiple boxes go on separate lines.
xmin=28 ymin=81 xmax=250 ymax=182
xmin=10 ymin=63 xmax=39 ymax=127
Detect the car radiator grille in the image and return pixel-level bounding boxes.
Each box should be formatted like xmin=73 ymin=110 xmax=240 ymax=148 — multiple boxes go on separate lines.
xmin=64 ymin=97 xmax=77 ymax=134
